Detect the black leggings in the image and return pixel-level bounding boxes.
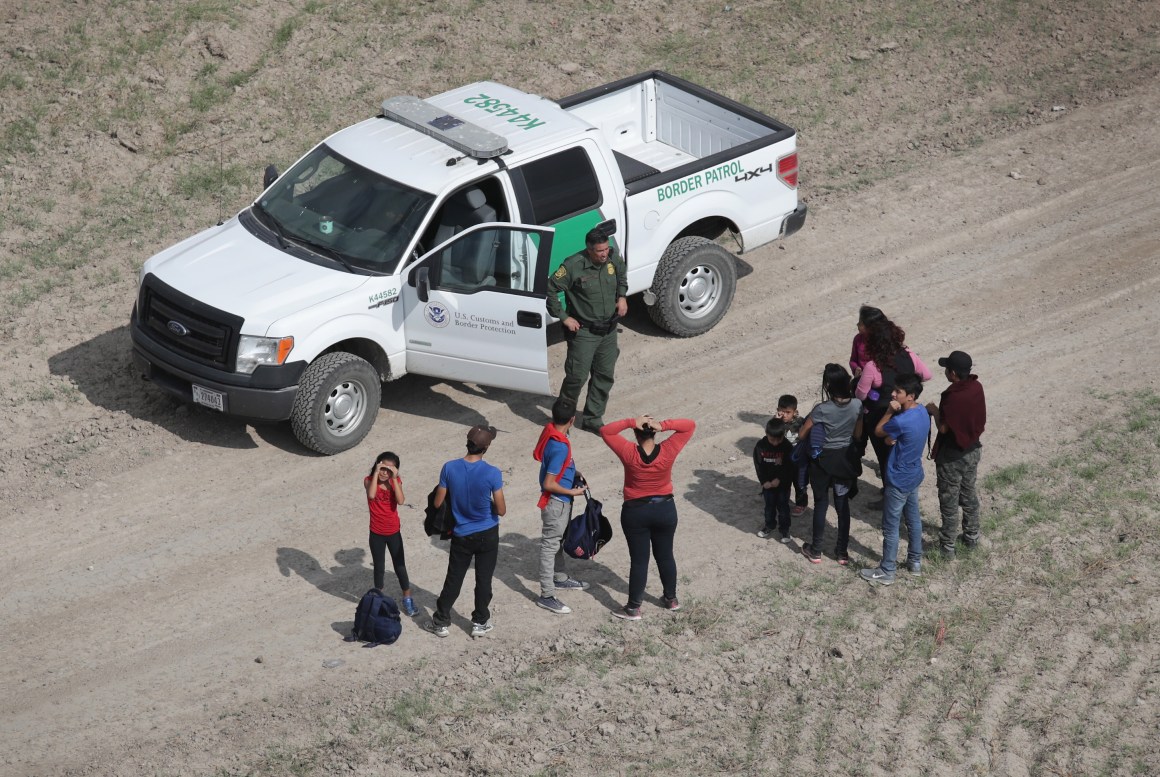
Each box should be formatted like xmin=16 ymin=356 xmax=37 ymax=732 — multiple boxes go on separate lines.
xmin=621 ymin=498 xmax=678 ymax=607
xmin=369 ymin=530 xmax=410 ymax=593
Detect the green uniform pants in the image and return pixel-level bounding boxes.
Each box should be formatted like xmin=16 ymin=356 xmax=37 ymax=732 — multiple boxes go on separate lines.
xmin=559 ymin=328 xmax=618 ymax=425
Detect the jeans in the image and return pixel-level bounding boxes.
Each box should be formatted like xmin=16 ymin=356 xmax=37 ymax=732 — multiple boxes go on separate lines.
xmin=368 ymin=530 xmax=409 ymax=593
xmin=881 ymin=484 xmax=923 ymax=573
xmin=621 ymin=498 xmax=678 ymax=607
xmin=539 ymin=497 xmax=572 ymax=598
xmin=794 ymin=459 xmax=810 ymax=507
xmin=762 ymin=487 xmax=791 ymax=535
xmin=808 ymin=465 xmax=852 ymax=556
xmin=433 ymin=525 xmax=499 ymax=627
xmin=936 ymin=447 xmax=982 ymax=548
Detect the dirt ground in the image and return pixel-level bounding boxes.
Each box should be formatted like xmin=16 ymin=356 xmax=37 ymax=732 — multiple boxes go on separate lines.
xmin=2 ymin=1 xmax=1159 ymax=775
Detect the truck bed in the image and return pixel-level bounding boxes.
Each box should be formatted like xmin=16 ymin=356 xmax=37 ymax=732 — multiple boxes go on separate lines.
xmin=558 ymin=71 xmax=794 ymax=191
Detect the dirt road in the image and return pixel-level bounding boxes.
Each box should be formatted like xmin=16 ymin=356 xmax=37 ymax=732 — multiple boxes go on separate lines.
xmin=3 ymin=81 xmax=1158 ymax=777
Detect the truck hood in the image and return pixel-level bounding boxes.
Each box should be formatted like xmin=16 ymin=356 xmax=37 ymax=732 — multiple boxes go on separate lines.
xmin=143 ymin=217 xmax=368 ymax=335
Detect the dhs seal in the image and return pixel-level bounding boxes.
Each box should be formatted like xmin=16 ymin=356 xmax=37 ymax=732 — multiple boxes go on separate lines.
xmin=424 ymin=302 xmax=450 ymax=328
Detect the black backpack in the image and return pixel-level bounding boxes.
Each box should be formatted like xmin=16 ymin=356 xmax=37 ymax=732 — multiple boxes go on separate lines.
xmin=562 ymin=490 xmax=614 ymax=560
xmin=351 ymin=588 xmax=403 ymax=645
xmin=868 ymin=350 xmax=916 ymax=410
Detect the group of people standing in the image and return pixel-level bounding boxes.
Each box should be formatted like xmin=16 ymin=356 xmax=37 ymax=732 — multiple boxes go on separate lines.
xmin=362 ymin=402 xmax=695 ymax=638
xmin=363 ymin=230 xmax=989 ymax=640
xmin=754 ymin=305 xmax=987 ymax=585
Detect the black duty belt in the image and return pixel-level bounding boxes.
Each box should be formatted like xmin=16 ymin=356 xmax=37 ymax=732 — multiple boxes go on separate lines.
xmin=576 ymin=315 xmax=619 ymax=336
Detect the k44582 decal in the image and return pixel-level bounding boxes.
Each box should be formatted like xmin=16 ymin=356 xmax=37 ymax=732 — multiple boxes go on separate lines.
xmin=462 ymin=94 xmax=546 ymax=130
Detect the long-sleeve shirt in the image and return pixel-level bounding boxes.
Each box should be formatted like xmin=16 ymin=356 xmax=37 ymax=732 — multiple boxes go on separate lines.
xmin=934 ymin=375 xmax=986 ymax=461
xmin=753 ymin=437 xmax=793 ymax=489
xmin=600 ymin=418 xmax=695 ymax=501
xmin=855 ymin=346 xmax=933 ymax=401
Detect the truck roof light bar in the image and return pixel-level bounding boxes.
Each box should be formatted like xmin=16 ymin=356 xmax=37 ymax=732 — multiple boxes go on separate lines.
xmin=381 ymin=96 xmax=508 ymax=159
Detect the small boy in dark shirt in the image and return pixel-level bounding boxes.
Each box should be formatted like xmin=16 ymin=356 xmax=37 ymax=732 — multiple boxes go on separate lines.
xmin=776 ymin=394 xmax=810 ymax=516
xmin=754 ymin=418 xmax=794 ymax=541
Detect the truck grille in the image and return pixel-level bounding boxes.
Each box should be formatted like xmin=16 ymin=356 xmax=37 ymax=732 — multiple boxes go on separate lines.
xmin=138 ymin=274 xmax=243 ymax=370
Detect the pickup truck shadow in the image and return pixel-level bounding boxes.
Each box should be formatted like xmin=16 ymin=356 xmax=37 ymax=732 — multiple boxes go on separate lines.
xmin=47 ymin=325 xmax=261 ymax=451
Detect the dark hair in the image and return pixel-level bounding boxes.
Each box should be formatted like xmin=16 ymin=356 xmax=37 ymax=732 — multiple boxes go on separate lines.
xmin=466 ymin=440 xmax=487 ymax=455
xmin=551 ymin=397 xmax=577 ymax=425
xmin=369 ymin=451 xmax=400 ymax=477
xmin=585 ymin=228 xmax=610 ymax=249
xmin=765 ymin=418 xmax=788 ymax=438
xmin=859 ymin=305 xmax=886 ymax=327
xmin=866 ymin=319 xmax=907 ymax=367
xmin=894 ymin=373 xmax=923 ymax=399
xmin=776 ymin=394 xmax=798 ymax=410
xmin=822 ymin=363 xmax=853 ymax=400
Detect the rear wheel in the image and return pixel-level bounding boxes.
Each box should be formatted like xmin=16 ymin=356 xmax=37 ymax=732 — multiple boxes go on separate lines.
xmin=647 ymin=236 xmax=738 ymax=337
xmin=290 ymin=352 xmax=381 ymax=455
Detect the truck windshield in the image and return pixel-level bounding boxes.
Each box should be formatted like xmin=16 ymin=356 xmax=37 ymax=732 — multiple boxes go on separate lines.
xmin=255 ymin=144 xmax=434 ymax=274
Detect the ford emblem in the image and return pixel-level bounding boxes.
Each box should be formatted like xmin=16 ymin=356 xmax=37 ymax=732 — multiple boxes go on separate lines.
xmin=167 ymin=320 xmax=190 ymax=337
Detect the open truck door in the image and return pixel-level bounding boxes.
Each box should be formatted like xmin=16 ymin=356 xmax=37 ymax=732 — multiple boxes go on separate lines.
xmin=401 ymin=223 xmax=555 ymax=394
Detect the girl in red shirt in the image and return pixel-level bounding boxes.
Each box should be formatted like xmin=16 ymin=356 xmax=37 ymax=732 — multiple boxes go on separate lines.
xmin=601 ymin=416 xmax=696 ymax=620
xmin=364 ymin=452 xmax=418 ymax=616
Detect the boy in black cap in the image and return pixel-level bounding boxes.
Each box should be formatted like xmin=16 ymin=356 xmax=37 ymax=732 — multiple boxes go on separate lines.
xmin=925 ymin=351 xmax=987 ymax=557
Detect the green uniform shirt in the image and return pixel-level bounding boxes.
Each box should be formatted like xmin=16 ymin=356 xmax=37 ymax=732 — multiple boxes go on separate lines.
xmin=546 ymin=249 xmax=628 ymax=323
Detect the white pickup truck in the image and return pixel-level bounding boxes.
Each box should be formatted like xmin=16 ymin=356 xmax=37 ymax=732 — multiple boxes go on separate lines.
xmin=131 ymin=71 xmax=806 ymax=453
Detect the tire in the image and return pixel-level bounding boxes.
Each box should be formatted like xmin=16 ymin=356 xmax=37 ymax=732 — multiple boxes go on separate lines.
xmin=290 ymin=352 xmax=381 ymax=455
xmin=647 ymin=236 xmax=738 ymax=337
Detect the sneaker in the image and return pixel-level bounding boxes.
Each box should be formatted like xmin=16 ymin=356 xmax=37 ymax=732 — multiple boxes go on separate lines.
xmin=401 ymin=597 xmax=418 ymax=617
xmin=836 ymin=551 xmax=850 ymax=566
xmin=471 ymin=621 xmax=494 ymax=638
xmin=791 ymin=504 xmax=808 ymax=517
xmin=801 ymin=543 xmax=822 ymax=564
xmin=425 ymin=620 xmax=449 ymax=638
xmin=908 ymin=561 xmax=922 ymax=577
xmin=612 ymin=604 xmax=642 ymax=620
xmin=940 ymin=545 xmax=957 ymax=560
xmin=957 ymin=533 xmax=979 ymax=549
xmin=779 ymin=533 xmax=791 ymax=544
xmin=662 ymin=596 xmax=681 ymax=611
xmin=553 ymin=578 xmax=590 ymax=591
xmin=536 ymin=596 xmax=572 ymax=615
xmin=757 ymin=528 xmax=776 ymax=539
xmin=859 ymin=567 xmax=896 ymax=586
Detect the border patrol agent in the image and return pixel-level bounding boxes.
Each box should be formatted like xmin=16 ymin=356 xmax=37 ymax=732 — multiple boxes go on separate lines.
xmin=546 ymin=228 xmax=628 ymax=433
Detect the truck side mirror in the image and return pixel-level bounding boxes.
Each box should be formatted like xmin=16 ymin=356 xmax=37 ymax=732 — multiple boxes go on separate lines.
xmin=594 ymin=218 xmax=617 ymax=238
xmin=416 ymin=266 xmax=430 ymax=303
xmin=263 ymin=165 xmax=279 ymax=189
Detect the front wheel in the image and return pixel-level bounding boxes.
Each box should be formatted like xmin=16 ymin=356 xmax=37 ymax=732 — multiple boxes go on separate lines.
xmin=290 ymin=352 xmax=381 ymax=455
xmin=647 ymin=236 xmax=738 ymax=337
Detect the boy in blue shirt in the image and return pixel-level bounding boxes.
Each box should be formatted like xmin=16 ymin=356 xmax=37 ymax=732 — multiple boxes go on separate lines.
xmin=861 ymin=374 xmax=930 ymax=585
xmin=532 ymin=398 xmax=590 ymax=615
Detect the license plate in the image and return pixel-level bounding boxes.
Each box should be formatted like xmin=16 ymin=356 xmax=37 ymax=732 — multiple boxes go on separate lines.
xmin=192 ymin=384 xmax=225 ymax=412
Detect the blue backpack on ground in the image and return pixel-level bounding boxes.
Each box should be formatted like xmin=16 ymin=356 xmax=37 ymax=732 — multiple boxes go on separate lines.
xmin=562 ymin=489 xmax=613 ymax=560
xmin=352 ymin=588 xmax=402 ymax=645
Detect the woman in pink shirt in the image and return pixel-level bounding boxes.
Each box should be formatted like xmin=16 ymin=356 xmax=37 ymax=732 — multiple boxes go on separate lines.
xmin=601 ymin=416 xmax=696 ymax=620
xmin=856 ymin=320 xmax=933 ymax=493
